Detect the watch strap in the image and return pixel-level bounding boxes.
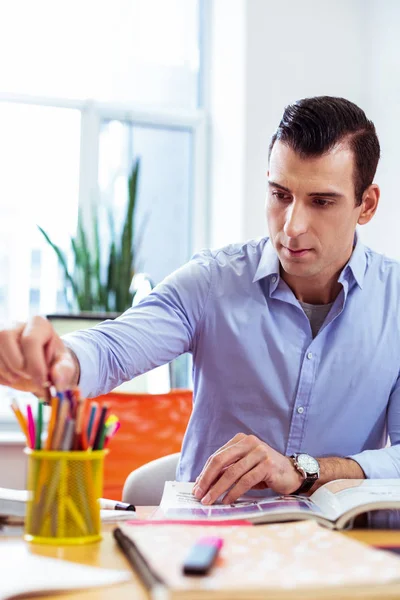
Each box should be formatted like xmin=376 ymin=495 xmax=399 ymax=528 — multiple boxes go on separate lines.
xmin=292 ymin=472 xmax=318 ymax=494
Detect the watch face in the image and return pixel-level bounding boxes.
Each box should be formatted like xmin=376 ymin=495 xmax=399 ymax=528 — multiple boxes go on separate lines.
xmin=297 ymin=453 xmax=319 ymax=474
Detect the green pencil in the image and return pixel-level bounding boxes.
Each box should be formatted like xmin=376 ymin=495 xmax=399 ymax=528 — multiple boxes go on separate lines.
xmin=35 ymin=400 xmax=43 ymax=450
xmin=97 ymin=423 xmax=108 ymax=450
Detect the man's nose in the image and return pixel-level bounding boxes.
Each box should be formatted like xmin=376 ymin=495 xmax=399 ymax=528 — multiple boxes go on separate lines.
xmin=283 ymin=201 xmax=309 ymax=238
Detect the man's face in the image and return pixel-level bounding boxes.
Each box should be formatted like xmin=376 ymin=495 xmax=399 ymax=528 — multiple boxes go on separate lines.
xmin=267 ymin=141 xmax=364 ymax=285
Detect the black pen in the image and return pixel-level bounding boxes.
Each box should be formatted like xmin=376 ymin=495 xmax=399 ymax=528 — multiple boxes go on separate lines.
xmin=100 ymin=498 xmax=136 ymax=511
xmin=113 ymin=527 xmax=169 ymax=600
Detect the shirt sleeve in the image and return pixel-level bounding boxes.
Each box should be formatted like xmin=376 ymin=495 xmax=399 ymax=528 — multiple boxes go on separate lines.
xmin=62 ymin=250 xmax=213 ymax=398
xmin=348 ymin=373 xmax=400 ymax=479
xmin=348 ymin=375 xmax=400 ymax=528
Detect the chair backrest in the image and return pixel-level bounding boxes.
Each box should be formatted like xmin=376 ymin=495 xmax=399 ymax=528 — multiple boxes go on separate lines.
xmin=94 ymin=389 xmax=192 ymax=498
xmin=122 ymin=452 xmax=181 ymax=505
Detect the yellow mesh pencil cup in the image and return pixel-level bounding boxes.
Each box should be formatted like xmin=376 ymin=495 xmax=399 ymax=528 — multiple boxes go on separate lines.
xmin=24 ymin=448 xmax=107 ymax=545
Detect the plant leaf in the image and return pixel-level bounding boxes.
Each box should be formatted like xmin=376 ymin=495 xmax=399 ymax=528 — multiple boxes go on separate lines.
xmin=37 ymin=225 xmax=79 ymax=305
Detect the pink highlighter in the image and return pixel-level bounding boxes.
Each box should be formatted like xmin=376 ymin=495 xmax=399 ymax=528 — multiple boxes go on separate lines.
xmin=182 ymin=536 xmax=224 ymax=576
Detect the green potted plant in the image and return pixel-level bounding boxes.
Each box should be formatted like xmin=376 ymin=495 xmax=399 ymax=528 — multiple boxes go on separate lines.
xmin=38 ymin=158 xmax=173 ymax=394
xmin=38 ymin=159 xmax=143 ymax=324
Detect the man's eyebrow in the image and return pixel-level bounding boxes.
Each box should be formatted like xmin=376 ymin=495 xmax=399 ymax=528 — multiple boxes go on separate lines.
xmin=268 ymin=180 xmax=343 ymax=198
xmin=268 ymin=181 xmax=291 ymax=193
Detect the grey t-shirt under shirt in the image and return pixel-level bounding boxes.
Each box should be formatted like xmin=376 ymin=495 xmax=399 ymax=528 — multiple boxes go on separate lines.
xmin=299 ymin=301 xmax=333 ymax=338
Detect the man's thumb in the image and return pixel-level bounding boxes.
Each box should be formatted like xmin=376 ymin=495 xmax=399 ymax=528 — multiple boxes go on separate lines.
xmin=50 ymin=351 xmax=77 ymax=391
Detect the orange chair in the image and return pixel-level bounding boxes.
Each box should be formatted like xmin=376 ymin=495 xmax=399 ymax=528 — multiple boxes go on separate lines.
xmin=94 ymin=389 xmax=192 ymax=499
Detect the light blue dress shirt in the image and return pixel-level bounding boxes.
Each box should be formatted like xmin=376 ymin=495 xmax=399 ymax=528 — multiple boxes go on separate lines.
xmin=64 ymin=235 xmax=400 ymax=494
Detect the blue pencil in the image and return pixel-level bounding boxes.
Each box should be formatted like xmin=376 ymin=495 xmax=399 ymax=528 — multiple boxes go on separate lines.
xmin=86 ymin=402 xmax=98 ymax=442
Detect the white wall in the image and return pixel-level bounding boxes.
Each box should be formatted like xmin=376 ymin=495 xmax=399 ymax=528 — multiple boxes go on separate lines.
xmin=243 ymin=0 xmax=366 ymax=241
xmin=361 ymin=0 xmax=400 ymax=259
xmin=210 ymin=0 xmax=400 ymax=261
xmin=209 ymin=0 xmax=247 ymax=247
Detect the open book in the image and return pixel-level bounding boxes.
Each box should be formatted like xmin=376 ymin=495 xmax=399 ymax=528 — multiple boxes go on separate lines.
xmin=155 ymin=479 xmax=400 ymax=529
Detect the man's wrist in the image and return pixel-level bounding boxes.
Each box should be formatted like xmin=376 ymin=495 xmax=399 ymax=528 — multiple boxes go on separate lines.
xmin=287 ymin=456 xmax=305 ymax=492
xmin=308 ymin=457 xmax=366 ymax=493
xmin=67 ymin=347 xmax=81 ymax=387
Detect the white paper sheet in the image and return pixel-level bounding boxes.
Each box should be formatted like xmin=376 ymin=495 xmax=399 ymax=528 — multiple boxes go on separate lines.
xmin=0 ymin=542 xmax=131 ymax=600
xmin=100 ymin=509 xmax=138 ymax=522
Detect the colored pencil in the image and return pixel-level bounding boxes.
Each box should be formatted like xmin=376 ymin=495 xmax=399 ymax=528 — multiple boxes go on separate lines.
xmin=86 ymin=402 xmax=98 ymax=442
xmin=92 ymin=404 xmax=109 ymax=450
xmin=45 ymin=395 xmax=59 ymax=450
xmin=104 ymin=421 xmax=121 ymax=448
xmin=26 ymin=404 xmax=36 ymax=449
xmin=10 ymin=400 xmax=29 ymax=443
xmin=51 ymin=399 xmax=69 ymax=450
xmin=35 ymin=400 xmax=43 ymax=450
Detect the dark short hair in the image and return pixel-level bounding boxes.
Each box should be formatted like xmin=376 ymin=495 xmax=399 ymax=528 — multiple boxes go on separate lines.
xmin=268 ymin=96 xmax=380 ymax=206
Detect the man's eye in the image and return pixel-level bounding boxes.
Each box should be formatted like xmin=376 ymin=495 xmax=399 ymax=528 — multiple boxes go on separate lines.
xmin=313 ymin=198 xmax=332 ymax=207
xmin=272 ymin=191 xmax=291 ymax=201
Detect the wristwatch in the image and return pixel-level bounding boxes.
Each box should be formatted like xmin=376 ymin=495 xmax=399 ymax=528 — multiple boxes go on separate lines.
xmin=291 ymin=453 xmax=320 ymax=494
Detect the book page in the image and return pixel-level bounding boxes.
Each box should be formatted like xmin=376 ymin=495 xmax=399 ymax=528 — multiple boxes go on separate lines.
xmin=0 ymin=542 xmax=131 ymax=600
xmin=311 ymin=479 xmax=400 ymax=522
xmin=158 ymin=481 xmax=322 ymax=521
xmin=121 ymin=520 xmax=400 ymax=597
xmin=0 ymin=488 xmax=29 ymax=518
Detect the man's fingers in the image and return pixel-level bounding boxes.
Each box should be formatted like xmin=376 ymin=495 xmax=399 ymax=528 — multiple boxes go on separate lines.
xmin=0 ymin=372 xmax=44 ymax=395
xmin=19 ymin=316 xmax=59 ymax=385
xmin=222 ymin=463 xmax=268 ymax=504
xmin=194 ymin=439 xmax=253 ymax=500
xmin=200 ymin=449 xmax=263 ymax=505
xmin=0 ymin=324 xmax=30 ymax=378
xmin=0 ymin=317 xmax=74 ymax=394
xmin=50 ymin=351 xmax=77 ymax=391
xmin=0 ymin=359 xmax=19 ymax=385
xmin=194 ymin=434 xmax=247 ymax=485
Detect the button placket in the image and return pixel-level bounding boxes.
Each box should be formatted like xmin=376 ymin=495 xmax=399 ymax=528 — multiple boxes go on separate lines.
xmin=286 ymin=347 xmax=318 ymax=456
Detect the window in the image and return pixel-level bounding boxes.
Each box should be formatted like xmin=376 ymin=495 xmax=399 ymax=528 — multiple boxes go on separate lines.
xmin=0 ymin=0 xmax=200 ymax=109
xmin=0 ymin=0 xmax=207 ymax=427
xmin=0 ymin=102 xmax=81 ymax=321
xmin=99 ymin=120 xmax=193 ymax=283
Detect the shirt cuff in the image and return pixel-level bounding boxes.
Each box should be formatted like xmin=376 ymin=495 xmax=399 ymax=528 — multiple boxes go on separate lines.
xmin=348 ymin=449 xmax=400 ymax=479
xmin=62 ymin=332 xmax=99 ymax=398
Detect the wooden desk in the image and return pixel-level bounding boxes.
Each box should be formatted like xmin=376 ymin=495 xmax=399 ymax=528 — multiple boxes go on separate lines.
xmin=2 ymin=510 xmax=400 ymax=600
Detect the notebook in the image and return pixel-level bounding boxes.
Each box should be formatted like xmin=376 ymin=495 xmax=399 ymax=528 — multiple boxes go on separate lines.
xmin=119 ymin=520 xmax=400 ymax=599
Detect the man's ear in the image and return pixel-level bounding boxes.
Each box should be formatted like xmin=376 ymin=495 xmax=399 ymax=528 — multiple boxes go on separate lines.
xmin=358 ymin=184 xmax=380 ymax=225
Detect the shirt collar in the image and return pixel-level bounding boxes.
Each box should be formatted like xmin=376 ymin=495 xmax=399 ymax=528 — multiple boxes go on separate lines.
xmin=253 ymin=238 xmax=280 ymax=282
xmin=340 ymin=231 xmax=366 ymax=290
xmin=253 ymin=233 xmax=367 ymax=289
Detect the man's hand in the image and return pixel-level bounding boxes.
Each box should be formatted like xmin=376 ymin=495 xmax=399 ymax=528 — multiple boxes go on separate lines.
xmin=192 ymin=433 xmax=303 ymax=505
xmin=0 ymin=316 xmax=80 ymax=396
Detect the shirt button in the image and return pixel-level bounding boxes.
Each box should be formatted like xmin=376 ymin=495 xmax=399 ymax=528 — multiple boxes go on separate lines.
xmin=271 ymin=276 xmax=277 ymax=283
xmin=307 ymin=352 xmax=313 ymax=360
xmin=297 ymin=407 xmax=304 ymax=414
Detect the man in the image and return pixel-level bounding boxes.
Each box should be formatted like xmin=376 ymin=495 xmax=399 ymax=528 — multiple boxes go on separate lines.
xmin=1 ymin=96 xmax=398 ymax=510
